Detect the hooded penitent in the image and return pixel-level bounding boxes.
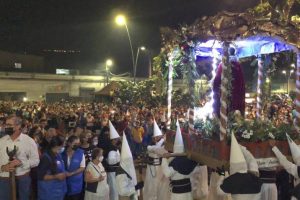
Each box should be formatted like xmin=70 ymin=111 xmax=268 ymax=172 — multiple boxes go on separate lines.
xmin=120 ymin=132 xmax=137 ymax=186
xmin=220 ymin=133 xmax=262 ymax=194
xmin=109 ymin=120 xmax=120 ymax=140
xmin=153 ymin=119 xmax=163 ymax=137
xmin=173 ymin=121 xmax=184 ymax=154
xmin=286 ymin=133 xmax=300 ymax=165
xmin=230 ymin=132 xmax=247 ymax=174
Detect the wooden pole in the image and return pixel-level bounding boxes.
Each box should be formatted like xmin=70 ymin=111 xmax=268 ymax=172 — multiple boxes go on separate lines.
xmin=6 ymin=146 xmax=17 ymax=200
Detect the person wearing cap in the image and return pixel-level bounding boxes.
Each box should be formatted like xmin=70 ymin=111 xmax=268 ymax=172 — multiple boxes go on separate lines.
xmin=116 ymin=132 xmax=139 ymax=200
xmin=143 ymin=119 xmax=168 ymax=200
xmin=161 ymin=122 xmax=198 ymax=200
xmin=106 ymin=120 xmax=121 ymax=200
xmin=269 ymin=134 xmax=300 ymax=200
xmin=217 ymin=133 xmax=262 ymax=200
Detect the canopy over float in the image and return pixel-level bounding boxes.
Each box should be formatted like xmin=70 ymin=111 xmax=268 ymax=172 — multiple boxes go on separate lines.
xmin=160 ymin=2 xmax=300 ymax=168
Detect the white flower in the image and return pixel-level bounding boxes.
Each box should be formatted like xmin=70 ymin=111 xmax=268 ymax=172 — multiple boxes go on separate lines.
xmin=268 ymin=132 xmax=275 ymax=139
xmin=249 ymin=130 xmax=254 ymax=135
xmin=242 ymin=133 xmax=251 ymax=139
xmin=242 ymin=130 xmax=252 ymax=139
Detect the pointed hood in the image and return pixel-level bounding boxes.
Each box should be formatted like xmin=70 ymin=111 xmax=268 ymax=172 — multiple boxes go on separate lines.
xmin=153 ymin=119 xmax=162 ymax=137
xmin=286 ymin=133 xmax=300 ymax=165
xmin=109 ymin=120 xmax=120 ymax=140
xmin=173 ymin=121 xmax=184 ymax=153
xmin=120 ymin=133 xmax=137 ymax=185
xmin=230 ymin=133 xmax=247 ymax=174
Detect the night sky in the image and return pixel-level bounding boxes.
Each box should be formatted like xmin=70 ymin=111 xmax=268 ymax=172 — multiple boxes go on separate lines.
xmin=0 ymin=0 xmax=261 ymax=76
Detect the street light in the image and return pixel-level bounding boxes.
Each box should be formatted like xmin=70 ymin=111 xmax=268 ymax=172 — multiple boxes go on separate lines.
xmin=105 ymin=59 xmax=113 ymax=85
xmin=115 ymin=14 xmax=135 ymax=81
xmin=134 ymin=46 xmax=146 ymax=83
xmin=282 ymin=69 xmax=294 ymax=95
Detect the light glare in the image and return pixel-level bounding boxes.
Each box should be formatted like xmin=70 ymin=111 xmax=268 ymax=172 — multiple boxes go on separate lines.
xmin=115 ymin=15 xmax=126 ymax=26
xmin=106 ymin=59 xmax=113 ymax=66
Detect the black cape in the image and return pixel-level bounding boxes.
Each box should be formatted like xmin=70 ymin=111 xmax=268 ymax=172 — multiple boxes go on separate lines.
xmin=169 ymin=157 xmax=198 ymax=175
xmin=220 ymin=173 xmax=263 ymax=194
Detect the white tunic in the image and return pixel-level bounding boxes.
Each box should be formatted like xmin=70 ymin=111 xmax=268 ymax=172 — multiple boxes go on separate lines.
xmin=116 ymin=172 xmax=138 ymax=200
xmin=161 ymin=158 xmax=193 ymax=200
xmin=143 ymin=138 xmax=169 ymax=200
xmin=207 ymin=172 xmax=232 ymax=200
xmin=84 ymin=162 xmax=109 ymax=200
xmin=190 ymin=165 xmax=209 ymax=200
xmin=107 ymin=150 xmax=121 ymax=200
xmin=272 ymin=146 xmax=299 ymax=200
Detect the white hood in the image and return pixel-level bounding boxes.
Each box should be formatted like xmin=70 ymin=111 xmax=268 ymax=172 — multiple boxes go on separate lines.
xmin=230 ymin=133 xmax=247 ymax=174
xmin=153 ymin=119 xmax=163 ymax=137
xmin=286 ymin=133 xmax=300 ymax=165
xmin=109 ymin=120 xmax=120 ymax=140
xmin=120 ymin=132 xmax=137 ymax=185
xmin=173 ymin=121 xmax=184 ymax=153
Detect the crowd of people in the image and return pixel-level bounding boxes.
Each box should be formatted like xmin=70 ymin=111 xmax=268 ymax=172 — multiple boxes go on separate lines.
xmin=0 ymin=101 xmax=187 ymax=200
xmin=245 ymin=94 xmax=295 ymax=124
xmin=0 ymin=98 xmax=299 ymax=200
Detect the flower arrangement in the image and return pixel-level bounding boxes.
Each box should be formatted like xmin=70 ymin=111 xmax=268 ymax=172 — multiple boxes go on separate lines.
xmin=191 ymin=110 xmax=298 ymax=143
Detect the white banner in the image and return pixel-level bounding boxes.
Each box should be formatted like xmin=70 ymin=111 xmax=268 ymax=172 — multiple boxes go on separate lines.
xmin=256 ymin=157 xmax=279 ymax=168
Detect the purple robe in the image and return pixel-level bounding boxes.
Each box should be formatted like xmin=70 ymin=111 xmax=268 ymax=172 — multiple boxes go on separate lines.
xmin=213 ymin=60 xmax=245 ymax=117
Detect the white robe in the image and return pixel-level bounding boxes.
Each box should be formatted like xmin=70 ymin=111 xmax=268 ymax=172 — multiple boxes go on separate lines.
xmin=216 ymin=145 xmax=261 ymax=200
xmin=116 ymin=173 xmax=138 ymax=200
xmin=272 ymin=146 xmax=299 ymax=200
xmin=259 ymin=168 xmax=277 ymax=200
xmin=207 ymin=172 xmax=232 ymax=200
xmin=107 ymin=150 xmax=121 ymax=200
xmin=161 ymin=157 xmax=193 ymax=200
xmin=190 ymin=165 xmax=209 ymax=200
xmin=143 ymin=138 xmax=169 ymax=200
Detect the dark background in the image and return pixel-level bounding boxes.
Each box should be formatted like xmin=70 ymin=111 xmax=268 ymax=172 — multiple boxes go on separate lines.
xmin=0 ymin=0 xmax=271 ymax=76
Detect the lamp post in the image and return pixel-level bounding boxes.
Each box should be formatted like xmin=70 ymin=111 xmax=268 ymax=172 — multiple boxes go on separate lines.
xmin=106 ymin=59 xmax=113 ymax=85
xmin=115 ymin=14 xmax=135 ymax=81
xmin=134 ymin=46 xmax=146 ymax=83
xmin=282 ymin=69 xmax=294 ymax=95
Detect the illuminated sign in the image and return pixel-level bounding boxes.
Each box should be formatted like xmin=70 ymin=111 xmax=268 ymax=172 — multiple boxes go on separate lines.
xmin=56 ymin=69 xmax=70 ymax=75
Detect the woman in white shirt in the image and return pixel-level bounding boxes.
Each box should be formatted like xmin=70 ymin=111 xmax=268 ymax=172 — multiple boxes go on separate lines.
xmin=84 ymin=148 xmax=109 ymax=200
